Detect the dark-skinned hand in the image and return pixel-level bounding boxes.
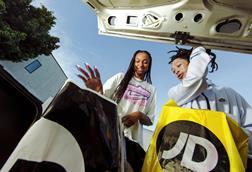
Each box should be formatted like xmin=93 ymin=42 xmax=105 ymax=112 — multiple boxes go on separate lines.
xmin=122 ymin=112 xmax=142 ymax=128
xmin=76 ymin=63 xmax=103 ymax=93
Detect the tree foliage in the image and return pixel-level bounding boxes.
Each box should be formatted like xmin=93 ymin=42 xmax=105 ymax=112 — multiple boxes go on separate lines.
xmin=0 ymin=0 xmax=59 ymax=62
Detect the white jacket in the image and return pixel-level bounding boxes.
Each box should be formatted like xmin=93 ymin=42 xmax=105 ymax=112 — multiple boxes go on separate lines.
xmin=168 ymin=47 xmax=252 ymax=158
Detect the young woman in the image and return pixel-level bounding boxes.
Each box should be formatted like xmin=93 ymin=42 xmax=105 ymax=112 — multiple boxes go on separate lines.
xmin=77 ymin=50 xmax=156 ymax=147
xmin=168 ymin=46 xmax=252 ymax=171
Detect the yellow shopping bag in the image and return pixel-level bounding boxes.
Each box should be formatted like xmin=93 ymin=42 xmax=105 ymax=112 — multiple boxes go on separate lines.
xmin=142 ymin=100 xmax=248 ymax=172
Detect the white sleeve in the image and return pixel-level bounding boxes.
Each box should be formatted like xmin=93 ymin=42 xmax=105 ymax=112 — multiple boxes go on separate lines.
xmin=103 ymin=73 xmax=124 ymax=99
xmin=168 ymin=47 xmax=211 ymax=106
xmin=146 ymin=88 xmax=157 ymax=123
xmin=237 ymin=93 xmax=252 ymax=159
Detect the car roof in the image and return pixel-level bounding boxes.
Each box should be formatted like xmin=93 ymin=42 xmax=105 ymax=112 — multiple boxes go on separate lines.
xmin=83 ymin=0 xmax=252 ymax=54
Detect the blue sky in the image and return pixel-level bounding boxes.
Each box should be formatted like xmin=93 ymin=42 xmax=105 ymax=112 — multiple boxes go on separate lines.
xmin=33 ymin=0 xmax=252 ymax=127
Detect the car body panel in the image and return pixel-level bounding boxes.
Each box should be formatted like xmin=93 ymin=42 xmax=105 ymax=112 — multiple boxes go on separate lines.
xmin=83 ymin=0 xmax=252 ymax=54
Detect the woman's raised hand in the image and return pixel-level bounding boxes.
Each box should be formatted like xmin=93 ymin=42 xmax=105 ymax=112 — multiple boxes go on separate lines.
xmin=76 ymin=63 xmax=103 ymax=94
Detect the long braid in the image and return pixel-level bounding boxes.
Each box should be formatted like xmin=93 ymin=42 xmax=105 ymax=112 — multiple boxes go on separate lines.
xmin=113 ymin=59 xmax=134 ymax=103
xmin=144 ymin=51 xmax=152 ymax=84
xmin=206 ymin=49 xmax=218 ymax=73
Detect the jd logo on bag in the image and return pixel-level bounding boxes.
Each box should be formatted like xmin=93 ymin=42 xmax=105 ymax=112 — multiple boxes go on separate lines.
xmin=142 ymin=100 xmax=248 ymax=172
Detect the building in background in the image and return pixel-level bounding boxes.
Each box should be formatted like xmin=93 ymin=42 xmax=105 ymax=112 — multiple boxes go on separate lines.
xmin=0 ymin=54 xmax=67 ymax=103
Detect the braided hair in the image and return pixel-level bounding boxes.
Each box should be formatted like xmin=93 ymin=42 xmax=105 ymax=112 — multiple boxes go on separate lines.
xmin=168 ymin=46 xmax=218 ymax=73
xmin=113 ymin=50 xmax=153 ymax=103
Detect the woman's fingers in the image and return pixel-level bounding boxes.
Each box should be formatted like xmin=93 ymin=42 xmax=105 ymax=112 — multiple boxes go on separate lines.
xmin=77 ymin=74 xmax=88 ymax=82
xmin=122 ymin=115 xmax=129 ymax=122
xmin=123 ymin=118 xmax=134 ymax=127
xmin=122 ymin=115 xmax=134 ymax=127
xmin=94 ymin=66 xmax=101 ymax=79
xmin=85 ymin=63 xmax=95 ymax=78
xmin=76 ymin=64 xmax=90 ymax=80
xmin=77 ymin=63 xmax=101 ymax=80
